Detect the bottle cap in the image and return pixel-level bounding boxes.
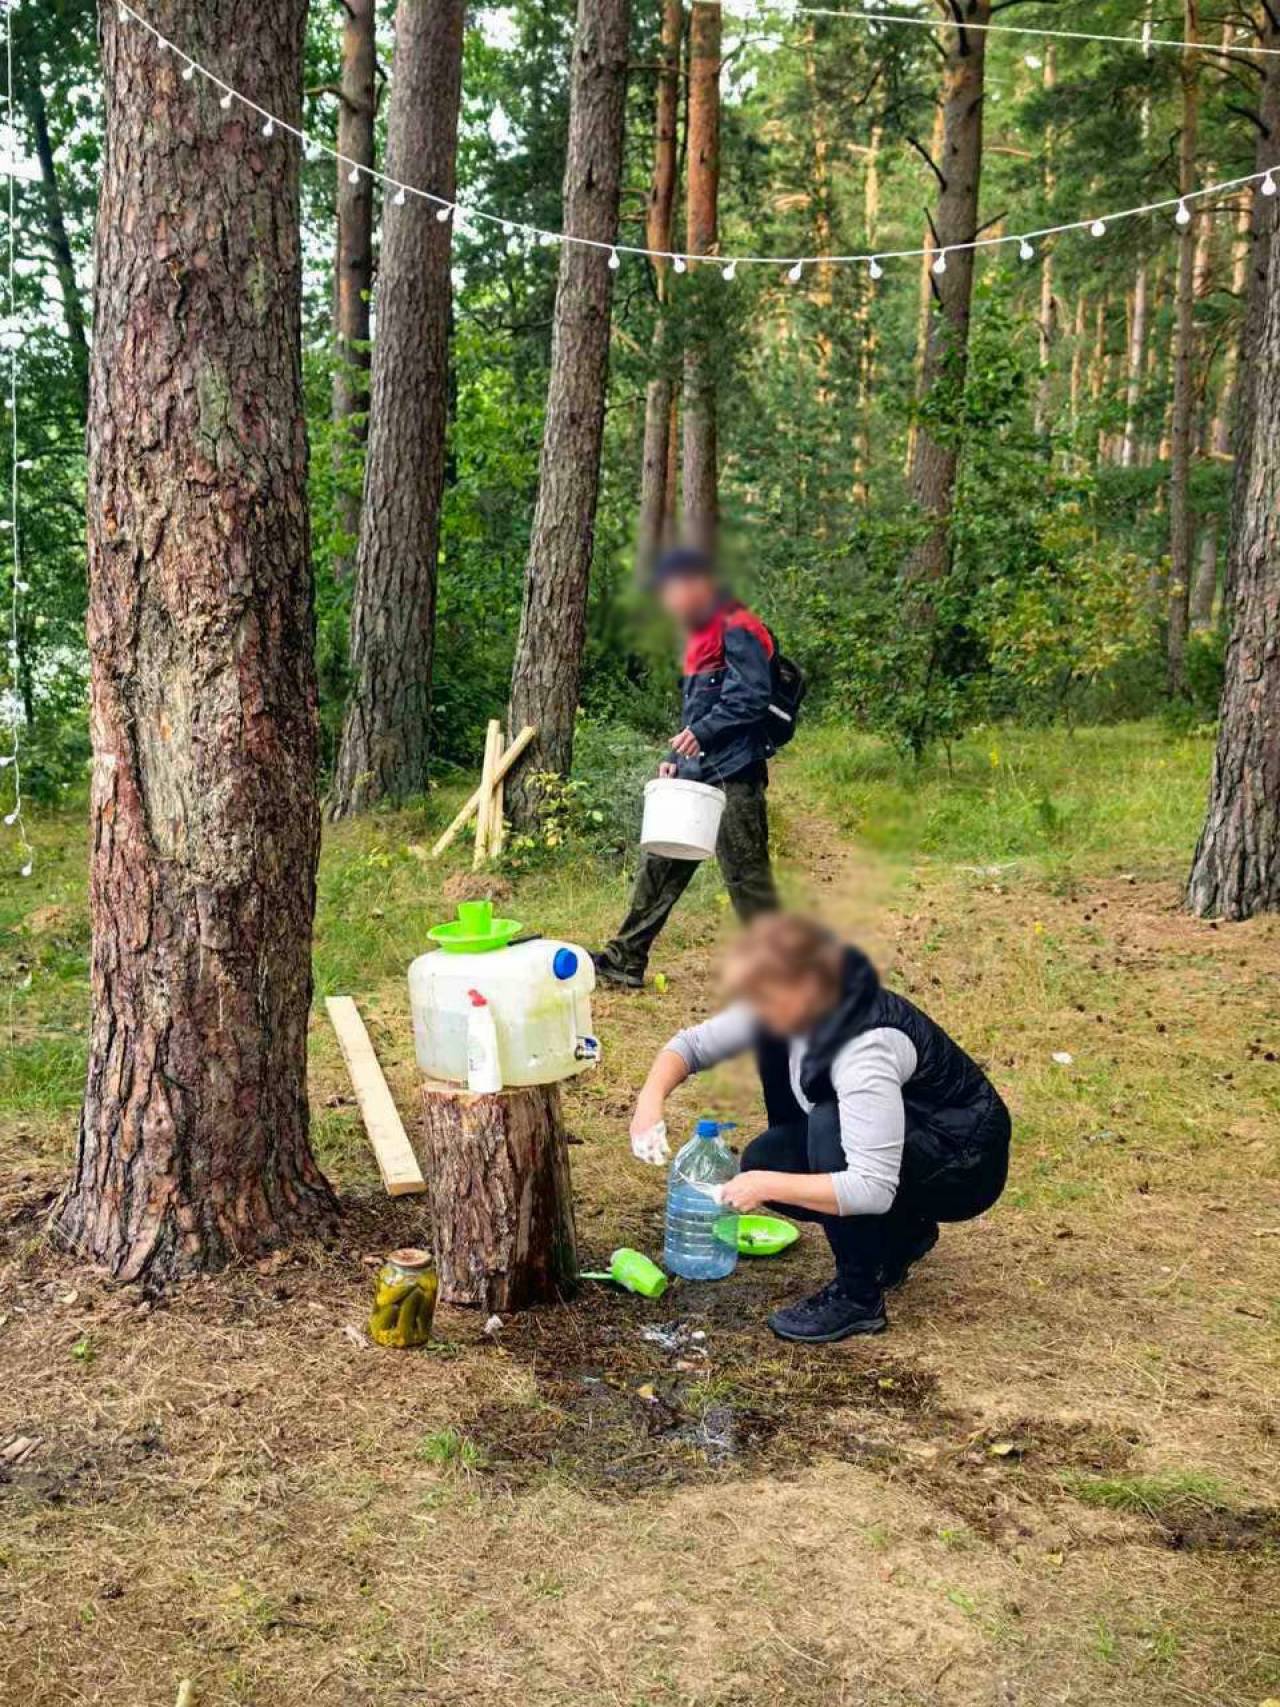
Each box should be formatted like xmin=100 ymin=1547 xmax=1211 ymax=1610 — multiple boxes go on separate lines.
xmin=552 ymin=947 xmax=579 ymax=981
xmin=695 ymin=1118 xmax=720 ymax=1138
xmin=467 ymin=989 xmax=487 ymax=1007
xmin=386 ymin=1248 xmax=433 ymax=1271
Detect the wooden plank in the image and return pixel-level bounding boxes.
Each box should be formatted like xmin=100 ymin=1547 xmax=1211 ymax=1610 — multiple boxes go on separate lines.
xmin=325 ymin=997 xmax=427 ymax=1197
xmin=430 ymin=724 xmax=536 ymax=858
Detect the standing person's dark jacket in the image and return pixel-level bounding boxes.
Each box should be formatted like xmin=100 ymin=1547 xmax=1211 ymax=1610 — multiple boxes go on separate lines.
xmin=672 ymin=598 xmax=776 ymax=783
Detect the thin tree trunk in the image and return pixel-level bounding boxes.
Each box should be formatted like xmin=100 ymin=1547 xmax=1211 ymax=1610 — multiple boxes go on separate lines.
xmin=1167 ymin=0 xmax=1200 ymax=698
xmin=904 ymin=100 xmax=946 ymax=479
xmin=1069 ymin=291 xmax=1086 ymax=432
xmin=1187 ymin=6 xmax=1280 ymax=918
xmin=1190 ymin=522 xmax=1218 ymax=627
xmin=637 ymin=0 xmax=682 ymax=568
xmin=331 ymin=0 xmax=377 ymax=579
xmin=59 ymin=0 xmax=336 ymax=1283
xmin=328 ymin=0 xmax=466 ymax=819
xmin=853 ymin=127 xmax=881 ymax=505
xmin=506 ymin=0 xmax=631 ymax=827
xmin=906 ymin=0 xmax=991 ymax=582
xmin=1120 ymin=267 xmax=1149 ymax=466
xmin=681 ymin=0 xmax=721 ymax=554
xmin=21 ymin=81 xmax=89 ymax=409
xmin=1033 ymin=45 xmax=1055 ymax=437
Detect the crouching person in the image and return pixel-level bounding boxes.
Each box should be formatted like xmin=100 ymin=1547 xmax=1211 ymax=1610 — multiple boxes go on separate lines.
xmin=629 ymin=913 xmax=1011 ymax=1342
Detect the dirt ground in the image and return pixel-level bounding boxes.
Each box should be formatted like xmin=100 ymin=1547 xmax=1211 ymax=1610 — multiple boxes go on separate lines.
xmin=2 ymin=776 xmax=1278 ymax=1707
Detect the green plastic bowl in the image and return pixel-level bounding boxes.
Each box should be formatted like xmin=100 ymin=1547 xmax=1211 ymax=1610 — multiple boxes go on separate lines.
xmin=735 ymin=1214 xmax=800 ymax=1257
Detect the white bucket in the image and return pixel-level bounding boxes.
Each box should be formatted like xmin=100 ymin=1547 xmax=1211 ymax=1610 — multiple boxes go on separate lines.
xmin=640 ymin=777 xmax=725 ymax=861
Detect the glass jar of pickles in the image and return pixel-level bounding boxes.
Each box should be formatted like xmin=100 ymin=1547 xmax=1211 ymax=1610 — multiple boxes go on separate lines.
xmin=368 ymin=1248 xmax=439 ymax=1348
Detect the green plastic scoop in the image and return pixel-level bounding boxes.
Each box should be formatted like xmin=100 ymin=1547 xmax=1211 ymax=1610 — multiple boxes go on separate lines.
xmin=580 ymin=1248 xmax=669 ymax=1299
xmin=735 ymin=1214 xmax=800 ymax=1257
xmin=427 ymin=899 xmax=524 ymax=954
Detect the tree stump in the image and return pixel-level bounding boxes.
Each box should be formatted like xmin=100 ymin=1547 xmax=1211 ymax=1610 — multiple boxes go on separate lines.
xmin=418 ymin=1081 xmax=578 ymax=1310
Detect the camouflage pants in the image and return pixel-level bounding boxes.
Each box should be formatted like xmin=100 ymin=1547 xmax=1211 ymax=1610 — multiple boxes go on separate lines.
xmin=599 ymin=778 xmax=778 ymax=980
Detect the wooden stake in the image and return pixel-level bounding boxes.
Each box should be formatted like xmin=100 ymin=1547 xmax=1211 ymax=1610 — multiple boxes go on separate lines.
xmin=431 ymin=725 xmax=536 ymax=859
xmin=474 ymin=719 xmax=503 ymax=870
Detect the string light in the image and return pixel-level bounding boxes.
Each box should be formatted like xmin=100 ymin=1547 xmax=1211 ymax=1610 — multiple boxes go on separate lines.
xmin=2 ymin=0 xmax=32 ymax=878
xmin=394 ymin=185 xmax=406 ymax=206
xmin=348 ymin=164 xmax=361 ymax=185
xmin=1018 ymin=237 xmax=1035 ymax=260
xmin=111 ymin=0 xmax=1280 ymax=282
xmin=932 ymin=249 xmax=947 ymax=275
xmin=787 ymin=259 xmax=803 ymax=282
xmin=722 ymin=260 xmax=737 ymax=280
xmin=607 ymin=247 xmax=620 ymax=270
xmin=181 ymin=60 xmax=195 ymax=81
xmin=262 ymin=117 xmax=275 ymax=139
xmin=1175 ymin=198 xmax=1192 ymax=225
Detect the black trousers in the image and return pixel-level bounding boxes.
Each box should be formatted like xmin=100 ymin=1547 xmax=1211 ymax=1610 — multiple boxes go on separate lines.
xmin=598 ymin=777 xmax=778 ymax=979
xmin=740 ymin=1069 xmax=1011 ymax=1298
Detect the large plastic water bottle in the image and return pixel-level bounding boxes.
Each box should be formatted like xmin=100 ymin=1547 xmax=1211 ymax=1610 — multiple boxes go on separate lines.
xmin=663 ymin=1119 xmax=740 ymax=1281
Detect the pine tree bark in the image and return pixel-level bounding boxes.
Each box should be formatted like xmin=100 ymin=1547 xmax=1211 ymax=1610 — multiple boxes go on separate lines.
xmin=58 ymin=0 xmax=336 ymax=1283
xmin=1186 ymin=8 xmax=1280 ymax=918
xmin=1033 ymin=46 xmax=1055 ymax=438
xmin=905 ymin=0 xmax=991 ymax=582
xmin=681 ymin=0 xmax=721 ymax=554
xmin=904 ymin=102 xmax=946 ymax=481
xmin=853 ymin=127 xmax=881 ymax=505
xmin=1120 ymin=266 xmax=1148 ymax=467
xmin=331 ymin=0 xmax=378 ymax=579
xmin=1167 ymin=0 xmax=1200 ymax=698
xmin=506 ymin=0 xmax=631 ymax=828
xmin=328 ymin=0 xmax=465 ymax=818
xmin=637 ymin=0 xmax=683 ymax=569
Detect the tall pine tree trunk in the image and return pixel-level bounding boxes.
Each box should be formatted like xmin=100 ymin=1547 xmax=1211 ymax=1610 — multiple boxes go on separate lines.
xmin=1033 ymin=46 xmax=1055 ymax=439
xmin=331 ymin=0 xmax=377 ymax=579
xmin=1167 ymin=0 xmax=1200 ymax=697
xmin=637 ymin=0 xmax=683 ymax=568
xmin=507 ymin=0 xmax=631 ymax=828
xmin=328 ymin=0 xmax=465 ymax=818
xmin=904 ymin=101 xmax=946 ymax=480
xmin=681 ymin=0 xmax=721 ymax=554
xmin=1187 ymin=7 xmax=1280 ymax=917
xmin=21 ymin=81 xmax=89 ymax=409
xmin=906 ymin=0 xmax=990 ymax=582
xmin=853 ymin=127 xmax=881 ymax=505
xmin=58 ymin=0 xmax=336 ymax=1283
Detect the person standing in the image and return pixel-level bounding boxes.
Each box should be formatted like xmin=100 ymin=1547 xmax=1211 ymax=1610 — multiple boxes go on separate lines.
xmin=594 ymin=548 xmax=780 ymax=989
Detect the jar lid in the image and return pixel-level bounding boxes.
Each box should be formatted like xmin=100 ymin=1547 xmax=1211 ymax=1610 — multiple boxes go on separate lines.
xmin=387 ymin=1247 xmax=432 ymax=1270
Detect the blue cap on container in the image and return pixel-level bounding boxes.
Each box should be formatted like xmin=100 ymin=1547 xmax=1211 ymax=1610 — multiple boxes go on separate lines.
xmin=696 ymin=1118 xmax=720 ymax=1138
xmin=552 ymin=947 xmax=579 ymax=981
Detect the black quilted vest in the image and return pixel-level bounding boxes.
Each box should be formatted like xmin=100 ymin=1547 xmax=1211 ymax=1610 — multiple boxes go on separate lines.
xmin=799 ymin=948 xmax=998 ymax=1149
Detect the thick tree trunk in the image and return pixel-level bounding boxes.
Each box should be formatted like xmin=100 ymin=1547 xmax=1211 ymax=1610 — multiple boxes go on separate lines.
xmin=637 ymin=0 xmax=683 ymax=569
xmin=506 ymin=0 xmax=631 ymax=828
xmin=1167 ymin=0 xmax=1200 ymax=698
xmin=1187 ymin=10 xmax=1280 ymax=918
xmin=681 ymin=0 xmax=721 ymax=554
xmin=419 ymin=1082 xmax=578 ymax=1310
xmin=905 ymin=0 xmax=990 ymax=582
xmin=331 ymin=0 xmax=378 ymax=579
xmin=328 ymin=0 xmax=465 ymax=818
xmin=58 ymin=0 xmax=336 ymax=1283
xmin=22 ymin=81 xmax=89 ymax=409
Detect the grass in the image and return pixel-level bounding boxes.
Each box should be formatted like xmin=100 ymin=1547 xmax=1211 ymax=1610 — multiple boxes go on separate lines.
xmin=2 ymin=718 xmax=1280 ymax=1707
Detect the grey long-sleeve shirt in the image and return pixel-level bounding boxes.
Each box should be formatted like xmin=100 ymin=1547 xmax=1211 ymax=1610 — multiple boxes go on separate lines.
xmin=664 ymin=1004 xmax=918 ymax=1216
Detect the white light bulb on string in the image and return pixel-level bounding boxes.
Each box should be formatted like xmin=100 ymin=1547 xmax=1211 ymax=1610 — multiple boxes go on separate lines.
xmin=932 ymin=249 xmax=948 ymax=276
xmin=181 ymin=61 xmax=195 ymax=82
xmin=672 ymin=254 xmax=687 ymax=274
xmin=436 ymin=203 xmax=453 ymax=223
xmin=868 ymin=256 xmax=883 ymax=280
xmin=20 ymin=861 xmax=32 ymax=879
xmin=219 ymin=89 xmax=233 ymax=110
xmin=0 ymin=754 xmax=13 ymax=768
xmin=787 ymin=260 xmax=803 ymax=283
xmin=3 ymin=810 xmax=16 ymax=827
xmin=394 ymin=185 xmax=406 ymax=206
xmin=348 ymin=165 xmax=361 ymax=185
xmin=262 ymin=117 xmax=275 ymax=139
xmin=1175 ymin=198 xmax=1191 ymax=226
xmin=501 ymin=221 xmax=514 ymax=237
xmin=1018 ymin=237 xmax=1035 ymax=261
xmin=722 ymin=260 xmax=736 ymax=281
xmin=1091 ymin=218 xmax=1107 ymax=237
xmin=1262 ymin=171 xmax=1277 ymax=197
xmin=607 ymin=247 xmax=620 ymax=270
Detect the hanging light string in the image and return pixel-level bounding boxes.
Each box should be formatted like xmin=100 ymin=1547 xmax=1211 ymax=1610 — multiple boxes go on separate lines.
xmin=1 ymin=0 xmax=32 ymax=877
xmin=709 ymin=0 xmax=1280 ymax=59
xmin=116 ymin=0 xmax=1277 ymax=277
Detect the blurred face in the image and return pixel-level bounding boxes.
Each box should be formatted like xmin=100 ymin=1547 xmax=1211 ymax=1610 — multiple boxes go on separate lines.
xmin=741 ymin=971 xmax=833 ymax=1038
xmin=658 ymin=571 xmax=720 ymax=630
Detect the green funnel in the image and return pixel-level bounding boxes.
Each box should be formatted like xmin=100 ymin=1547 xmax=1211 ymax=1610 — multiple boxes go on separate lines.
xmin=580 ymin=1248 xmax=669 ymax=1299
xmin=427 ymin=899 xmax=524 ymax=954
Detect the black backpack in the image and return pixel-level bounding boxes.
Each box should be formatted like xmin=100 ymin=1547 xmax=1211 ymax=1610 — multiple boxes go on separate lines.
xmin=764 ymin=634 xmax=807 ymax=752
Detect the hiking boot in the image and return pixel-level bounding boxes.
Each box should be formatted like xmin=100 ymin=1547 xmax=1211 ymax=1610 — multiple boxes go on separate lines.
xmin=881 ymin=1220 xmax=939 ymax=1290
xmin=768 ymin=1280 xmax=888 ymax=1344
xmin=591 ymin=952 xmax=644 ymax=991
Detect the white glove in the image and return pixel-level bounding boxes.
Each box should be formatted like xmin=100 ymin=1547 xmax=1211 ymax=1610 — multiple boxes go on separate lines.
xmin=631 ymin=1120 xmax=670 ymax=1166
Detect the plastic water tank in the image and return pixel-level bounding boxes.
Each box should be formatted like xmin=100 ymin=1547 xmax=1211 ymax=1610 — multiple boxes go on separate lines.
xmin=408 ymin=938 xmax=599 ymax=1088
